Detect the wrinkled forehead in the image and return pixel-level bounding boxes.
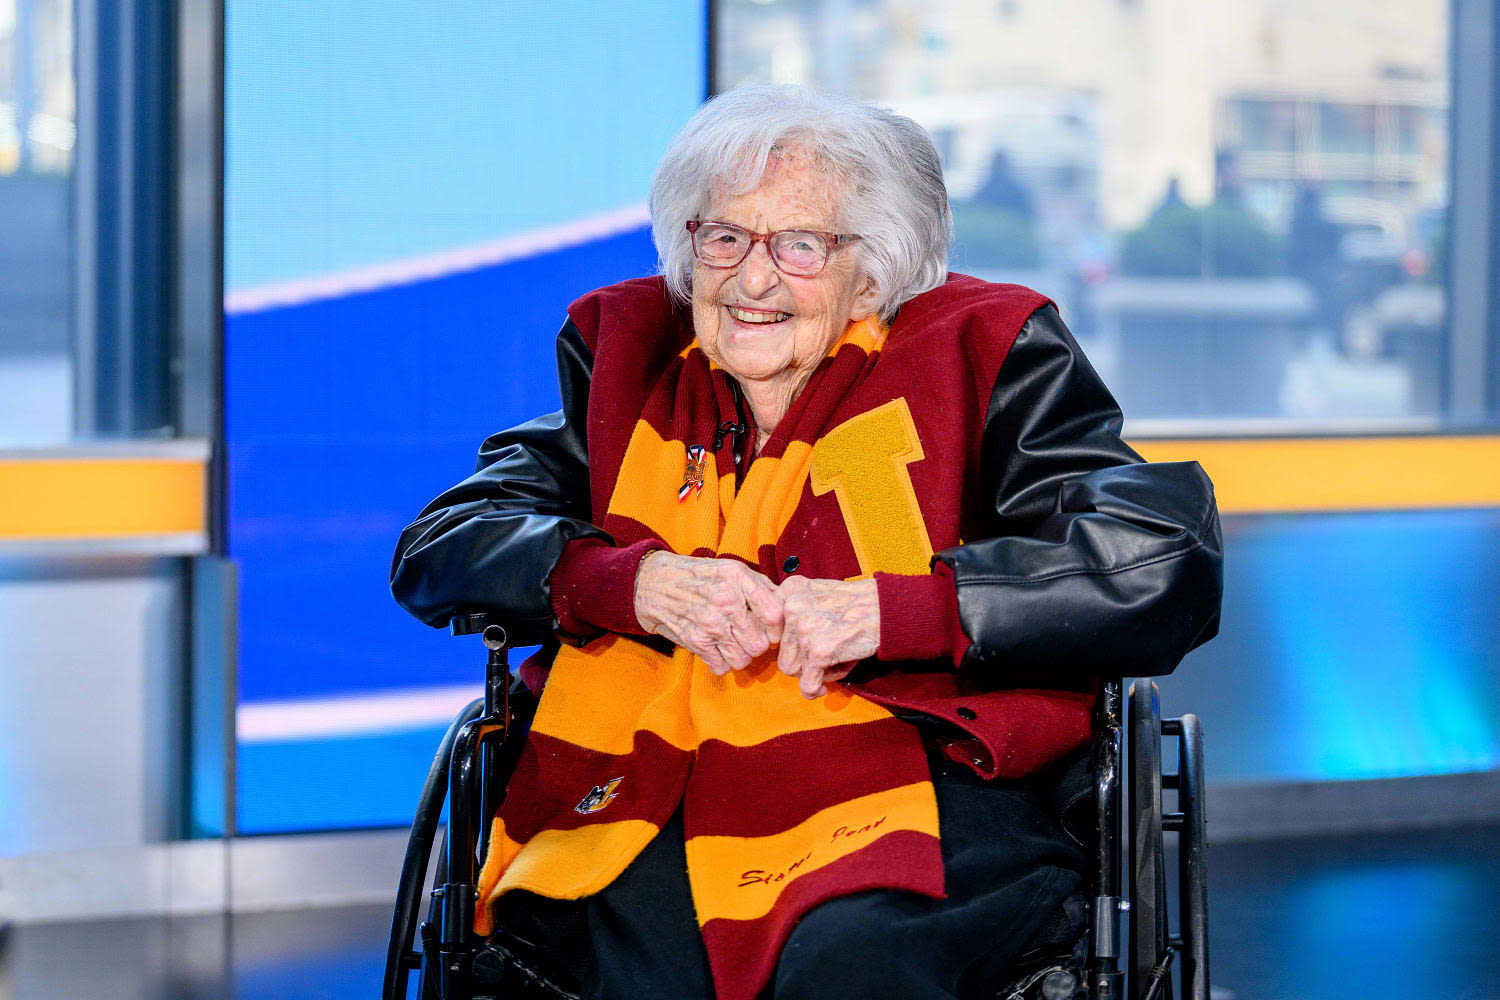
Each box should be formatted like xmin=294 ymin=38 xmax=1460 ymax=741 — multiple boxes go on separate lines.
xmin=703 ymin=141 xmax=850 ymax=225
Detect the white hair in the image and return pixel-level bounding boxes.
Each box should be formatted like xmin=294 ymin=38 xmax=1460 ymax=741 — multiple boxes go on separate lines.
xmin=648 ymin=85 xmax=952 ymax=322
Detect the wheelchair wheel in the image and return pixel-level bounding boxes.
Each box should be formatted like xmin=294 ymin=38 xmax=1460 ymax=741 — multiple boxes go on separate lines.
xmin=385 ymin=699 xmax=485 ymax=1000
xmin=412 ymin=828 xmax=451 ymax=1000
xmin=1128 ymin=680 xmax=1171 ymax=1000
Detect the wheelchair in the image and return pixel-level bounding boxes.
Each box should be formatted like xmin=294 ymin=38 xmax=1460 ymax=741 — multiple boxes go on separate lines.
xmin=383 ymin=614 xmax=1210 ymax=1000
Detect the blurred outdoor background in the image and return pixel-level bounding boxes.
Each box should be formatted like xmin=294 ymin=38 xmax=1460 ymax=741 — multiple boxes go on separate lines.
xmin=719 ymin=0 xmax=1454 ymax=427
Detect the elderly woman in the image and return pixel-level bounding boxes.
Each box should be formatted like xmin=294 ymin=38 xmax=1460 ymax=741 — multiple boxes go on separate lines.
xmin=391 ymin=86 xmax=1221 ymax=1000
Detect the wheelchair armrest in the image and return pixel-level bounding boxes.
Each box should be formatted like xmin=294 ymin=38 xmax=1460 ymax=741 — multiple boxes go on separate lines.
xmin=450 ymin=612 xmax=495 ymax=636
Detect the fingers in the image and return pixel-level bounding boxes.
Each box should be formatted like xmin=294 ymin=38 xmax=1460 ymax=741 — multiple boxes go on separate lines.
xmin=775 ymin=577 xmax=815 ymax=663
xmin=791 ymin=634 xmax=836 ymax=699
xmin=713 ymin=631 xmax=754 ymax=673
xmin=799 ymin=664 xmax=828 ymax=700
xmin=783 ymin=637 xmax=832 ymax=699
xmin=713 ymin=567 xmax=773 ymax=667
xmin=777 ymin=581 xmax=823 ymax=697
xmin=726 ymin=580 xmax=774 ymax=659
xmin=696 ymin=629 xmax=734 ymax=675
xmin=630 ymin=554 xmax=883 ymax=698
xmin=815 ymin=662 xmax=856 ymax=698
xmin=654 ymin=617 xmax=731 ymax=676
xmin=742 ymin=574 xmax=785 ymax=641
xmin=775 ymin=577 xmax=880 ymax=698
xmin=632 ymin=553 xmax=784 ymax=671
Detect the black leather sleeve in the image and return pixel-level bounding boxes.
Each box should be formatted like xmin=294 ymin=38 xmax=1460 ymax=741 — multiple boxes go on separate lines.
xmin=389 ymin=319 xmax=608 ymax=643
xmin=934 ymin=305 xmax=1223 ymax=684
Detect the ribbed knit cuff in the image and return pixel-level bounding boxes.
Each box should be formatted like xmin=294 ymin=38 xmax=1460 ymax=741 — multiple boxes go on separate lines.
xmin=874 ymin=562 xmax=971 ymax=664
xmin=549 ymin=537 xmax=664 ymax=639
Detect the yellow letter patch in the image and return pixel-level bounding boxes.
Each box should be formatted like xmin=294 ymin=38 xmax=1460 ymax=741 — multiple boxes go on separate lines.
xmin=810 ymin=398 xmax=934 ymax=577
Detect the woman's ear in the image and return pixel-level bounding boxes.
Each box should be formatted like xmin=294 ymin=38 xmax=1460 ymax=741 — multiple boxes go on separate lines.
xmin=847 ymin=275 xmax=881 ymax=322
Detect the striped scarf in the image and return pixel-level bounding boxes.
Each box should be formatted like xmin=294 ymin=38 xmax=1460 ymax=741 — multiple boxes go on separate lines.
xmin=475 ymin=317 xmax=946 ymax=1000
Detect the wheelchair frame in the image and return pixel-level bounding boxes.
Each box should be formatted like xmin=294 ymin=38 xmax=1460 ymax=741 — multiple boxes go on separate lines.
xmin=383 ymin=616 xmax=1210 ymax=1000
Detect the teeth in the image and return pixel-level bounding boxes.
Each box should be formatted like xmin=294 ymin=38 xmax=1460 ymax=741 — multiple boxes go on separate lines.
xmin=728 ymin=306 xmax=791 ymax=324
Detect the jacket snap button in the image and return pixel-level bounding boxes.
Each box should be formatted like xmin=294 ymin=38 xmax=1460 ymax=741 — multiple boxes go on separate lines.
xmin=956 ymin=706 xmax=977 ymax=721
xmin=783 ymin=555 xmax=800 ymax=573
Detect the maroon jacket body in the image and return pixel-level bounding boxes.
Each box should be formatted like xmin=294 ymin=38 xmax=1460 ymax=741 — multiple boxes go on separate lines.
xmin=391 ymin=274 xmax=1223 ymax=778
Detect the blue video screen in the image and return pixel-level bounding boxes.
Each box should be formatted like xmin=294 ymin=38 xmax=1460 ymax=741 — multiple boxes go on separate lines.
xmin=225 ymin=0 xmax=706 ymax=832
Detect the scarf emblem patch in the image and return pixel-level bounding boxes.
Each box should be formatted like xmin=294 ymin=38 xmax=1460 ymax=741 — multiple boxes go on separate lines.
xmin=678 ymin=444 xmax=707 ymax=503
xmin=574 ymin=776 xmax=624 ymax=815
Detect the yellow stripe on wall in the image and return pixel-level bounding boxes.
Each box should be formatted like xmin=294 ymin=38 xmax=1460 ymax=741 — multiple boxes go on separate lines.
xmin=1 ymin=437 xmax=1490 ymax=542
xmin=0 ymin=457 xmax=207 ymax=539
xmin=1133 ymin=436 xmax=1500 ymax=514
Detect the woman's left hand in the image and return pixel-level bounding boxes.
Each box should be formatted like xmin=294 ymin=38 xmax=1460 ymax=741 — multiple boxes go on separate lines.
xmin=775 ymin=576 xmax=880 ymax=699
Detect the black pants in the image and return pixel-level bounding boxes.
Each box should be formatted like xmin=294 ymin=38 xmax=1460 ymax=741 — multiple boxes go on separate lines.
xmin=493 ymin=752 xmax=1085 ymax=1000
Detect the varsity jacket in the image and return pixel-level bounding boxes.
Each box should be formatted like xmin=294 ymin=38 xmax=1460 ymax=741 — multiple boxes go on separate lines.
xmin=390 ymin=274 xmax=1223 ymax=778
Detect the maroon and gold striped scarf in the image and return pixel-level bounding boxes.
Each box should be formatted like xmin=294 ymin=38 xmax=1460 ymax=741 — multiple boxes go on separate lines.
xmin=475 ymin=317 xmax=945 ymax=1000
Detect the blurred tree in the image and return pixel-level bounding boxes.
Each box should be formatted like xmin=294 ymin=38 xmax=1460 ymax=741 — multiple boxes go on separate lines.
xmin=971 ymin=151 xmax=1035 ymax=223
xmin=951 ymin=201 xmax=1042 ymax=270
xmin=1119 ymin=201 xmax=1283 ymax=278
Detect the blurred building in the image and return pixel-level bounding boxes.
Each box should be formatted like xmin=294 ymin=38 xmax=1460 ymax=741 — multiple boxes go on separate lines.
xmin=720 ymin=0 xmax=1453 ymax=423
xmin=718 ymin=0 xmax=1445 ymax=228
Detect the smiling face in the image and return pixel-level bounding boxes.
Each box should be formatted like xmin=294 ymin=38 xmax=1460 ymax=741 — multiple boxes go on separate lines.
xmin=691 ymin=150 xmax=879 ymax=421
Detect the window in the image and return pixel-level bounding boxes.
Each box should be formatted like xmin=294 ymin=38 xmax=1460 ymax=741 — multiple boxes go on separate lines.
xmin=715 ymin=0 xmax=1463 ymax=430
xmin=0 ymin=0 xmax=182 ymax=444
xmin=0 ymin=0 xmax=73 ymax=444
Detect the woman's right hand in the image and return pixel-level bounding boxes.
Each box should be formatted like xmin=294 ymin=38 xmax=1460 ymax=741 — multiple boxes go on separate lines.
xmin=633 ymin=551 xmax=785 ymax=675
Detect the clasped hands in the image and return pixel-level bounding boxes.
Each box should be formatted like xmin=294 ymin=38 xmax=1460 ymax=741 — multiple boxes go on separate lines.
xmin=633 ymin=551 xmax=878 ymax=699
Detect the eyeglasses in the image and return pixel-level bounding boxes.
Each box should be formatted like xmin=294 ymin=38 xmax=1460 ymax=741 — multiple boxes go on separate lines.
xmin=686 ymin=219 xmax=862 ymax=277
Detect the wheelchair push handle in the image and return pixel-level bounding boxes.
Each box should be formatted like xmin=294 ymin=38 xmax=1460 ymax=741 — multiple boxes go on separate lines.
xmin=482 ymin=625 xmax=508 ymax=718
xmin=449 ymin=614 xmax=511 ymax=717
